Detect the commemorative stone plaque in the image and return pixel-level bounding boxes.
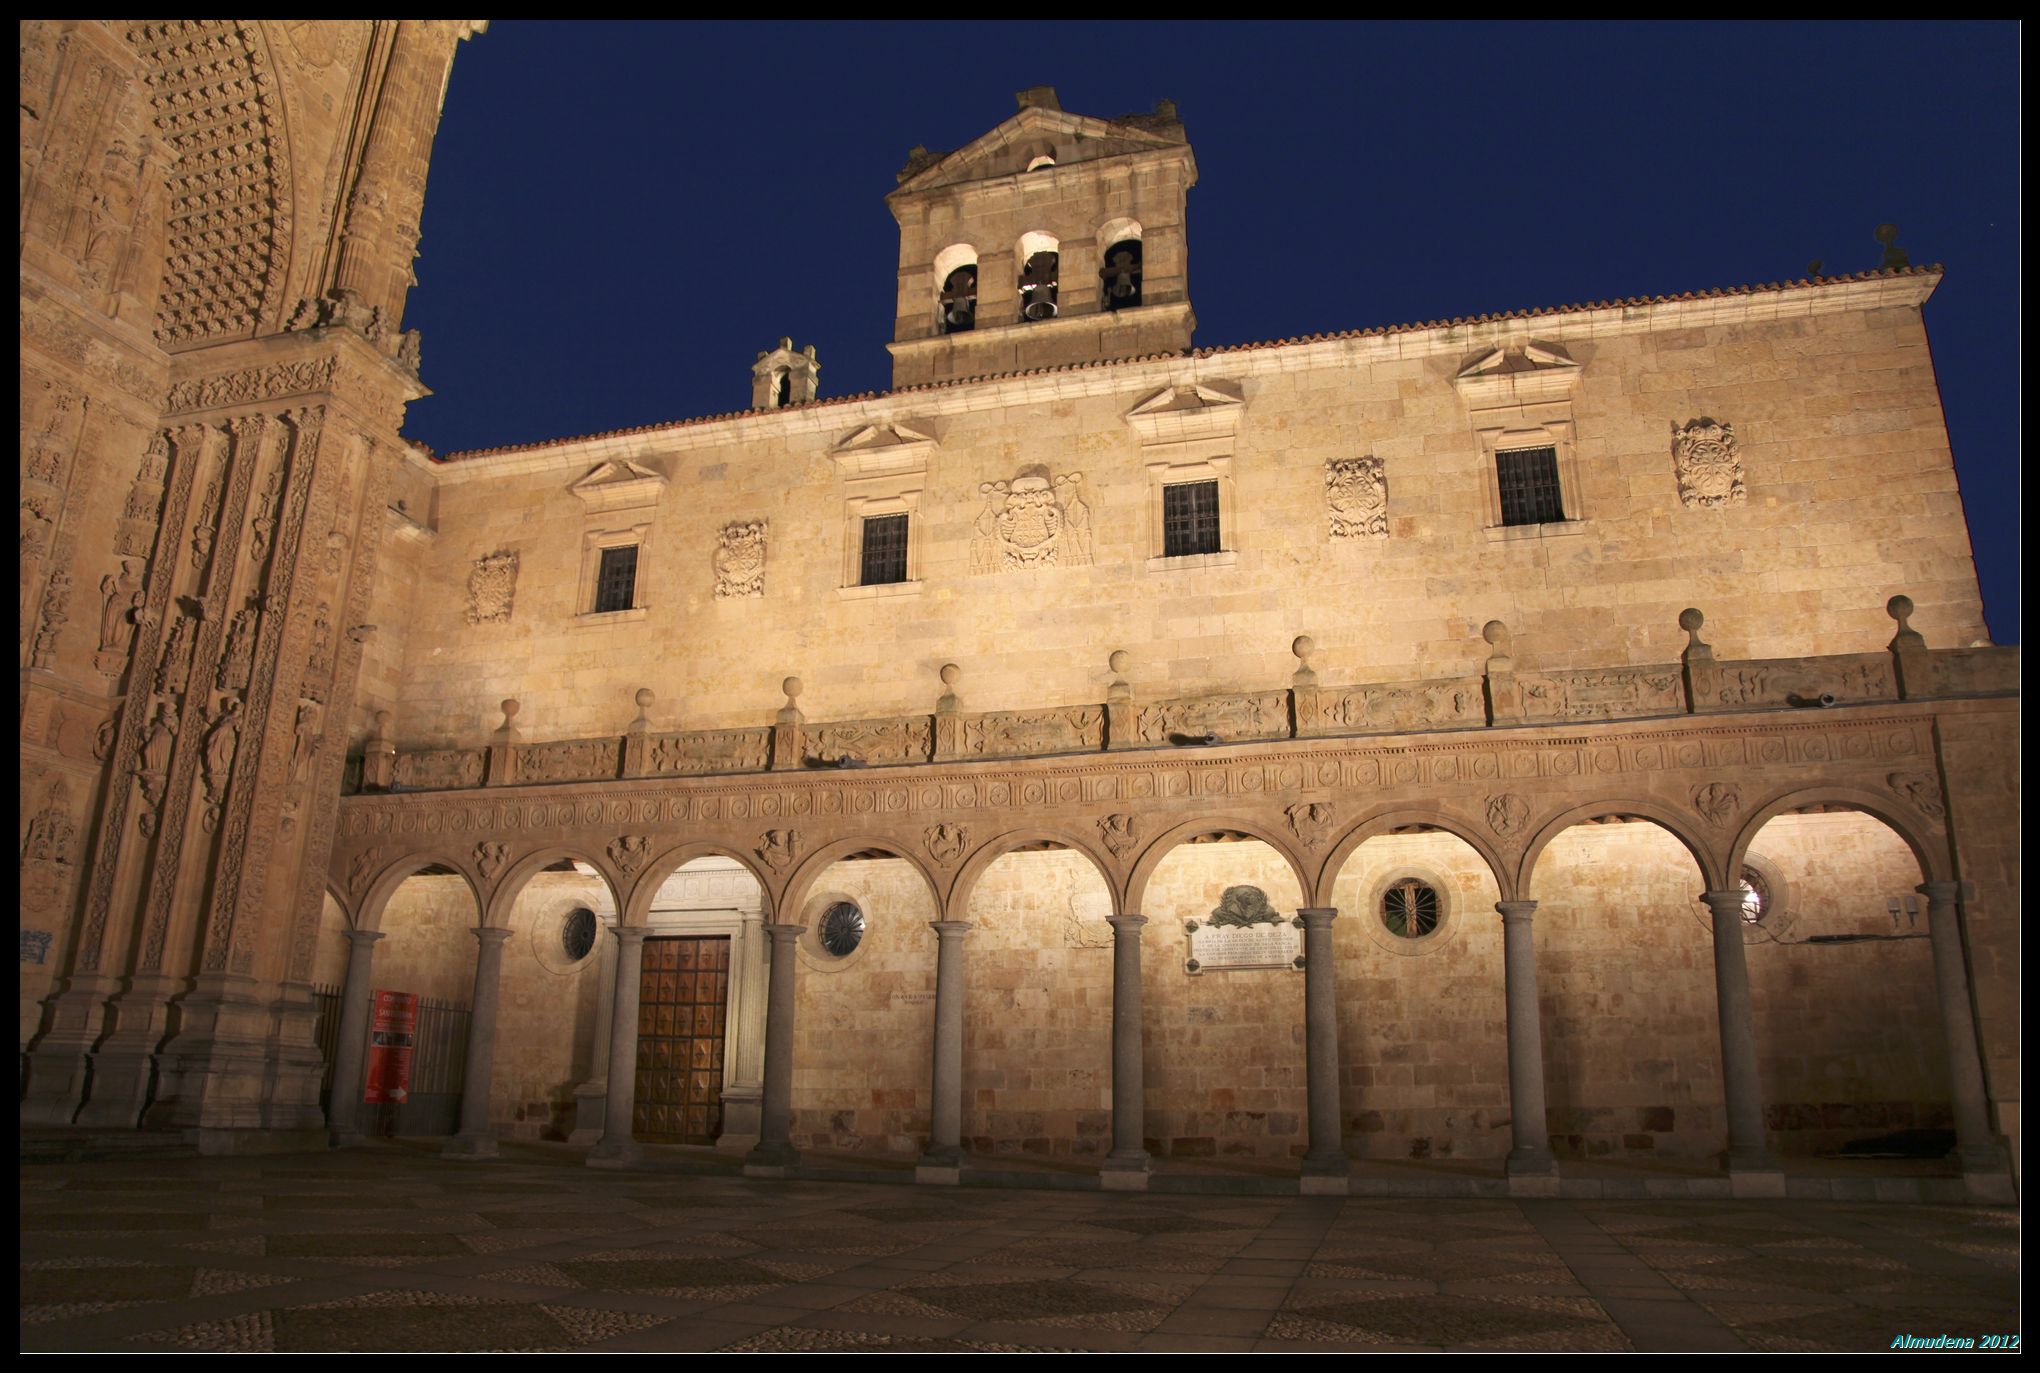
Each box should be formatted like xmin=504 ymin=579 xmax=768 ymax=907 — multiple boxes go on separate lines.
xmin=1184 ymin=885 xmax=1304 ymax=973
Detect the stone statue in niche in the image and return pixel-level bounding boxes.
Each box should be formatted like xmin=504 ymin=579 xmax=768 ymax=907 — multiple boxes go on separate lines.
xmin=1325 ymin=455 xmax=1388 ymax=538
xmin=1207 ymin=885 xmax=1283 ymax=928
xmin=969 ymin=465 xmax=1092 ymax=573
xmin=200 ymin=697 xmax=242 ymax=832
xmin=136 ymin=698 xmax=178 ymax=837
xmin=96 ymin=560 xmax=145 ymax=659
xmin=465 ymin=549 xmax=518 ymax=625
xmin=21 ymin=781 xmax=76 ymax=867
xmin=1671 ymin=417 xmax=1746 ymax=509
xmin=714 ymin=520 xmax=767 ymax=599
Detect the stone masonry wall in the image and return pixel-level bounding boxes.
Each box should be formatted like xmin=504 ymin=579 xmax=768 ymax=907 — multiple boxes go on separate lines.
xmin=379 ymin=290 xmax=1988 ymax=756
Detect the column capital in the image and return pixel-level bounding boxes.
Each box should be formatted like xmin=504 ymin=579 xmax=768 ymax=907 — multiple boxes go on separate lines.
xmin=1295 ymin=907 xmax=1339 ymax=929
xmin=344 ymin=928 xmax=386 ymax=948
xmin=763 ymin=922 xmax=805 ymax=943
xmin=610 ymin=925 xmax=649 ymax=948
xmin=929 ymin=919 xmax=973 ymax=938
xmin=1699 ymin=889 xmax=1748 ymax=918
xmin=470 ymin=926 xmax=515 ymax=946
xmin=1915 ymin=880 xmax=1960 ymax=904
xmin=1495 ymin=899 xmax=1538 ymax=922
xmin=1106 ymin=914 xmax=1147 ymax=932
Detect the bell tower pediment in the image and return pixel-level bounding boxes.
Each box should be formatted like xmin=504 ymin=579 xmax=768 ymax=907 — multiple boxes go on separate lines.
xmin=885 ymin=89 xmax=1198 ymax=389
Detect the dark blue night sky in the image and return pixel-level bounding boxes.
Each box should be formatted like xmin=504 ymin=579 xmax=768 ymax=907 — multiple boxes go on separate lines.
xmin=399 ymin=21 xmax=2019 ymax=644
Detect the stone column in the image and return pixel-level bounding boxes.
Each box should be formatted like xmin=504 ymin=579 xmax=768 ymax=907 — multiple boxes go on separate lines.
xmin=717 ymin=907 xmax=767 ymax=1149
xmin=1496 ymin=901 xmax=1557 ymax=1186
xmin=326 ymin=929 xmax=384 ymax=1147
xmin=588 ymin=927 xmax=648 ymax=1168
xmin=1701 ymin=890 xmax=1782 ymax=1191
xmin=443 ymin=926 xmax=513 ymax=1160
xmin=568 ymin=932 xmax=618 ymax=1145
xmin=1101 ymin=914 xmax=1150 ymax=1186
xmin=918 ymin=920 xmax=972 ymax=1180
xmin=1918 ymin=882 xmax=2004 ymax=1185
xmin=744 ymin=922 xmax=804 ymax=1173
xmin=1297 ymin=908 xmax=1350 ymax=1187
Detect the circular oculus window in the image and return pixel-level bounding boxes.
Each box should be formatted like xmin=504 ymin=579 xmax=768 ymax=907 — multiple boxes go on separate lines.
xmin=561 ymin=907 xmax=598 ymax=962
xmin=1381 ymin=879 xmax=1441 ymax=939
xmin=818 ymin=900 xmax=865 ymax=958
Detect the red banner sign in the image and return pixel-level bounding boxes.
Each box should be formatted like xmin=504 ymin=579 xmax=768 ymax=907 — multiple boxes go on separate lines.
xmin=364 ymin=989 xmax=419 ymax=1105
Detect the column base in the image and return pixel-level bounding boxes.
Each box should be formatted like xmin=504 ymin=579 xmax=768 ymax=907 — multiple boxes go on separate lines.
xmin=1099 ymin=1157 xmax=1152 ymax=1192
xmin=1962 ymin=1170 xmax=2016 ymax=1205
xmin=441 ymin=1133 xmax=500 ymax=1160
xmin=586 ymin=1139 xmax=642 ymax=1169
xmin=1299 ymin=1172 xmax=1350 ymax=1196
xmin=1300 ymin=1150 xmax=1351 ymax=1179
xmin=1726 ymin=1164 xmax=1787 ymax=1199
xmin=915 ymin=1163 xmax=962 ymax=1186
xmin=1507 ymin=1170 xmax=1562 ymax=1199
xmin=330 ymin=1128 xmax=366 ymax=1149
xmin=744 ymin=1140 xmax=799 ymax=1176
xmin=1506 ymin=1146 xmax=1558 ymax=1177
xmin=567 ymin=1081 xmax=608 ymax=1146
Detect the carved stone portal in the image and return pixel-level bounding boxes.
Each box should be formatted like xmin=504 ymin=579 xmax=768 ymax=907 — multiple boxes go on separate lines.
xmin=714 ymin=520 xmax=767 ymax=599
xmin=1326 ymin=456 xmax=1388 ymax=539
xmin=969 ymin=465 xmax=1092 ymax=573
xmin=1672 ymin=417 xmax=1746 ymax=509
xmin=466 ymin=549 xmax=518 ymax=625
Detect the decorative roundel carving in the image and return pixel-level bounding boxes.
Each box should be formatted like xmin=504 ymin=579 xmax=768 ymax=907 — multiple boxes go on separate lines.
xmin=1593 ymin=749 xmax=1619 ymax=772
xmin=448 ymin=811 xmax=467 ymax=833
xmin=821 ymin=791 xmax=842 ymax=813
xmin=639 ymin=800 xmax=659 ymax=823
xmin=424 ymin=812 xmax=441 ymax=833
xmin=1431 ymin=756 xmax=1458 ymax=781
xmin=792 ymin=793 xmax=812 ymax=815
xmin=1889 ymin=731 xmax=1915 ymax=753
xmin=853 ymin=792 xmax=874 ymax=813
xmin=553 ymin=803 xmax=575 ymax=825
xmin=758 ymin=795 xmax=778 ymax=817
xmin=1126 ymin=775 xmax=1152 ymax=798
xmin=1553 ymin=753 xmax=1579 ymax=775
xmin=884 ymin=787 xmax=909 ymax=811
xmin=920 ymin=787 xmax=941 ymax=808
xmin=1841 ymin=734 xmax=1871 ymax=758
xmin=1239 ymin=771 xmax=1262 ymax=792
xmin=1059 ymin=780 xmax=1080 ymax=802
xmin=988 ymin=783 xmax=1010 ymax=805
xmin=1675 ymin=743 xmax=1703 ymax=766
xmin=1803 ymin=740 xmax=1828 ymax=761
xmin=1393 ymin=759 xmax=1420 ymax=784
xmin=729 ymin=797 xmax=750 ymax=819
xmin=398 ymin=813 xmax=417 ymax=833
xmin=955 ymin=786 xmax=976 ymax=807
xmin=373 ymin=812 xmax=391 ymax=832
xmin=1023 ymin=782 xmax=1046 ymax=805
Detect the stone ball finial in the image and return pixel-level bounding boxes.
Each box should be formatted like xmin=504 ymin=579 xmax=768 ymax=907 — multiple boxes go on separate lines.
xmin=499 ymin=699 xmax=520 ymax=721
xmin=782 ymin=676 xmax=802 ymax=701
xmin=1887 ymin=594 xmax=1915 ymax=624
xmin=1108 ymin=649 xmax=1131 ymax=675
xmin=1678 ymin=608 xmax=1704 ymax=634
xmin=634 ymin=688 xmax=655 ymax=709
xmin=939 ymin=662 xmax=961 ymax=687
xmin=1482 ymin=620 xmax=1509 ymax=648
xmin=1292 ymin=635 xmax=1315 ymax=663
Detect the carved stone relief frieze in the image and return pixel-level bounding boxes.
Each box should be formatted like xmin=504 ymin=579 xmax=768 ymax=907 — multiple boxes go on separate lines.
xmin=19 ymin=778 xmax=78 ymax=919
xmin=809 ymin=718 xmax=932 ymax=767
xmin=215 ymin=595 xmax=261 ymax=692
xmin=1284 ymin=801 xmax=1336 ymax=849
xmin=465 ymin=549 xmax=518 ymax=625
xmin=713 ymin=520 xmax=766 ymax=599
xmin=1672 ymin=417 xmax=1746 ymax=509
xmin=925 ymin=823 xmax=968 ymax=866
xmin=1692 ymin=782 xmax=1741 ymax=826
xmin=607 ymin=835 xmax=650 ymax=878
xmin=30 ymin=568 xmax=73 ymax=669
xmin=1325 ymin=456 xmax=1388 ymax=539
xmin=1484 ymin=793 xmax=1530 ymax=839
xmin=518 ymin=739 xmax=618 ymax=785
xmin=1323 ymin=679 xmax=1484 ymax=733
xmin=116 ymin=432 xmax=173 ymax=557
xmin=1137 ymin=692 xmax=1289 ymax=745
xmin=961 ymin=707 xmax=1104 ymax=758
xmin=391 ymin=748 xmax=484 ymax=792
xmin=647 ymin=729 xmax=770 ymax=776
xmin=1098 ymin=813 xmax=1139 ymax=858
xmin=969 ymin=466 xmax=1092 ymax=573
xmin=1886 ymin=771 xmax=1946 ymax=822
xmin=757 ymin=828 xmax=801 ymax=873
xmin=1519 ymin=667 xmax=1683 ymax=721
xmin=1712 ymin=657 xmax=1894 ymax=710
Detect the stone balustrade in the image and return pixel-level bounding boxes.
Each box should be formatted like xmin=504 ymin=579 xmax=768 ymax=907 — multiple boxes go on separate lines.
xmin=355 ymin=601 xmax=2018 ymax=797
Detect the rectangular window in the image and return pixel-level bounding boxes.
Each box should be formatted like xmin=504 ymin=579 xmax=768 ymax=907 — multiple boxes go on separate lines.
xmin=593 ymin=544 xmax=639 ymax=613
xmin=859 ymin=513 xmax=909 ymax=586
xmin=1496 ymin=446 xmax=1565 ymax=527
xmin=1162 ymin=479 xmax=1222 ymax=557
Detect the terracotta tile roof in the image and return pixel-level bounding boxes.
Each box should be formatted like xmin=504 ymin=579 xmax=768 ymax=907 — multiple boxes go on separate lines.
xmin=432 ymin=265 xmax=1941 ymax=464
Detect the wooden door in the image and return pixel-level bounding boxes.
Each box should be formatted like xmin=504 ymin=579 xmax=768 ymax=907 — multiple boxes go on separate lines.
xmin=633 ymin=936 xmax=729 ymax=1143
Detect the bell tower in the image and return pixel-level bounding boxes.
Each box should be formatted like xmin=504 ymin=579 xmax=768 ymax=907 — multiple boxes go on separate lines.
xmin=885 ymin=87 xmax=1197 ymax=389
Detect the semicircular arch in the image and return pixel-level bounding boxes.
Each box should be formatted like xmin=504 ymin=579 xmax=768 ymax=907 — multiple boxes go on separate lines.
xmin=1125 ymin=815 xmax=1313 ymax=916
xmin=484 ymin=844 xmax=621 ymax=930
xmin=624 ymin=841 xmax=780 ymax=929
xmin=355 ymin=851 xmax=483 ymax=935
xmin=947 ymin=825 xmax=1123 ymax=921
xmin=1315 ymin=807 xmax=1512 ymax=906
xmin=781 ymin=836 xmax=944 ymax=929
xmin=1519 ymin=797 xmax=1725 ymax=897
xmin=1728 ymin=784 xmax=1946 ymax=885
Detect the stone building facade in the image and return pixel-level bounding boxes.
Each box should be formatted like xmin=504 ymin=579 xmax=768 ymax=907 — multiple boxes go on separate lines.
xmin=22 ymin=60 xmax=2019 ymax=1199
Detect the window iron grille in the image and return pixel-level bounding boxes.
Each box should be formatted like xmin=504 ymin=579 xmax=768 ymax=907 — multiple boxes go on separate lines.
xmin=1162 ymin=479 xmax=1222 ymax=557
xmin=1382 ymin=880 xmax=1440 ymax=938
xmin=1496 ymin=445 xmax=1565 ymax=527
xmin=594 ymin=544 xmax=638 ymax=613
xmin=859 ymin=513 xmax=909 ymax=586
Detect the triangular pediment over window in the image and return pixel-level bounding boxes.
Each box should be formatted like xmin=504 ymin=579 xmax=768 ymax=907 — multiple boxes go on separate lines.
xmin=1454 ymin=342 xmax=1583 ymax=411
xmin=833 ymin=421 xmax=935 ymax=479
xmin=1125 ymin=380 xmax=1244 ymax=446
xmin=894 ymin=105 xmax=1188 ymax=194
xmin=568 ymin=459 xmax=666 ymax=513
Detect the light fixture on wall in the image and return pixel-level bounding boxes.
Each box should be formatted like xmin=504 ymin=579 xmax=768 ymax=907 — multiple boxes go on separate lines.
xmin=1886 ymin=895 xmax=1921 ymax=929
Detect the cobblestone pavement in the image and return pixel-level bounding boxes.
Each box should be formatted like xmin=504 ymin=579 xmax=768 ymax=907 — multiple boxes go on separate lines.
xmin=19 ymin=1144 xmax=2020 ymax=1353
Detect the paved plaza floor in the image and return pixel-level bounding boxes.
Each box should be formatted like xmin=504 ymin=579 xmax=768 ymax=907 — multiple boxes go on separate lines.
xmin=20 ymin=1140 xmax=2020 ymax=1353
